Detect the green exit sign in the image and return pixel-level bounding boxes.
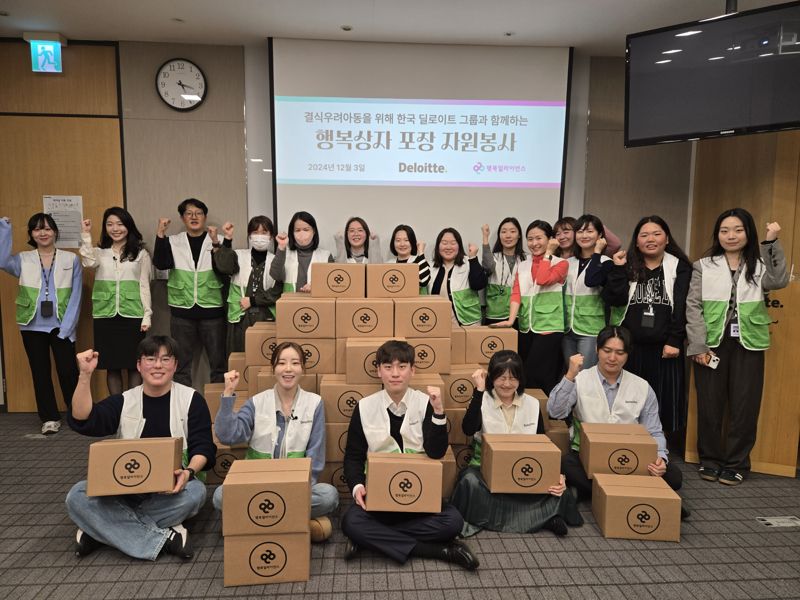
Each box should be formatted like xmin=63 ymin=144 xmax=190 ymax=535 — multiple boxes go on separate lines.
xmin=30 ymin=40 xmax=62 ymax=73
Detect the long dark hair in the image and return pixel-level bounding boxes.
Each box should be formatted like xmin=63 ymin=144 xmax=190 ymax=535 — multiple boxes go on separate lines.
xmin=433 ymin=227 xmax=466 ymax=268
xmin=26 ymin=213 xmax=59 ymax=248
xmin=706 ymin=208 xmax=761 ymax=285
xmin=572 ymin=214 xmax=606 ymax=258
xmin=288 ymin=211 xmax=319 ymax=251
xmin=389 ymin=224 xmax=418 ymax=257
xmin=344 ymin=216 xmax=371 ymax=259
xmin=99 ymin=207 xmax=144 ymax=261
xmin=491 ymin=217 xmax=525 ymax=261
xmin=626 ymin=216 xmax=689 ymax=282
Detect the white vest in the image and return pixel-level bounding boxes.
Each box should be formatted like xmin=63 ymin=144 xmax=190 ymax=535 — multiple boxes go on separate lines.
xmin=17 ymin=249 xmax=75 ymax=322
xmin=230 ymin=249 xmax=276 ymax=294
xmin=488 ymin=253 xmax=520 ymax=288
xmin=249 ymin=388 xmax=321 ymax=457
xmin=284 ymin=248 xmax=330 ymax=289
xmin=473 ymin=391 xmax=540 ymax=443
xmin=358 ymin=389 xmax=429 ymax=453
xmin=429 ymin=261 xmax=470 ymax=294
xmin=169 ymin=232 xmax=214 ymax=274
xmin=118 ymin=382 xmax=195 ymax=452
xmin=573 ymin=366 xmax=649 ymax=424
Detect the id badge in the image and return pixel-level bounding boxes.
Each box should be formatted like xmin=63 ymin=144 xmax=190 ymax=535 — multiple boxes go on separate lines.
xmin=641 ymin=304 xmax=655 ymax=329
xmin=40 ymin=300 xmax=54 ymax=318
xmin=730 ymin=321 xmax=740 ymax=338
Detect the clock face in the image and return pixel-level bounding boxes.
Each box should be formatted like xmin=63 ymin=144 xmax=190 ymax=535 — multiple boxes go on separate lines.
xmin=155 ymin=58 xmax=207 ymax=111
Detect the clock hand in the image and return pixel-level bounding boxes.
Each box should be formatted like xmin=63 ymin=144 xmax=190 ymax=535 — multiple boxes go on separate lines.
xmin=177 ymin=80 xmax=188 ymax=91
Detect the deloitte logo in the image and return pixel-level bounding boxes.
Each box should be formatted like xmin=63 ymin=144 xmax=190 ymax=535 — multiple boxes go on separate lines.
xmin=608 ymin=449 xmax=639 ymax=475
xmin=414 ymin=343 xmax=436 ymax=370
xmin=247 ymin=491 xmax=287 ymax=528
xmin=449 ymin=378 xmax=473 ymax=404
xmin=113 ymin=451 xmax=152 ymax=487
xmin=352 ymin=307 xmax=379 ymax=333
xmin=389 ymin=471 xmax=423 ymax=505
xmin=511 ymin=457 xmax=543 ymax=487
xmin=292 ymin=307 xmax=320 ymax=333
xmin=337 ymin=391 xmax=363 ymax=418
xmin=326 ymin=269 xmax=352 ymax=293
xmin=411 ymin=307 xmax=437 ymax=333
xmin=381 ymin=269 xmax=406 ymax=293
xmin=626 ymin=503 xmax=661 ymax=535
xmin=249 ymin=541 xmax=287 ymax=578
xmin=480 ymin=335 xmax=504 ymax=358
xmin=301 ymin=343 xmax=320 ymax=369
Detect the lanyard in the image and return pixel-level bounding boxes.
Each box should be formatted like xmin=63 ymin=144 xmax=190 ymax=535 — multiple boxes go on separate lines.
xmin=38 ymin=249 xmax=56 ymax=300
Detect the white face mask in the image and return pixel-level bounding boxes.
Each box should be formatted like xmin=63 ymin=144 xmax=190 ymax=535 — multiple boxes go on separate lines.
xmin=250 ymin=234 xmax=271 ymax=251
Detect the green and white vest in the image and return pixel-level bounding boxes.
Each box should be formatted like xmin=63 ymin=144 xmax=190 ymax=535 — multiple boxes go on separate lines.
xmin=517 ymin=256 xmax=566 ymax=334
xmin=91 ymin=247 xmax=146 ymax=319
xmin=565 ymin=255 xmax=611 ymax=336
xmin=16 ymin=250 xmax=74 ymax=324
xmin=699 ymin=256 xmax=772 ymax=351
xmin=429 ymin=261 xmax=481 ymax=326
xmin=610 ymin=252 xmax=678 ymax=326
xmin=166 ymin=233 xmax=223 ymax=308
xmin=358 ymin=389 xmax=428 ymax=453
xmin=469 ymin=392 xmax=540 ymax=466
xmin=282 ymin=248 xmax=331 ymax=292
xmin=486 ymin=253 xmax=520 ymax=320
xmin=227 ymin=249 xmax=277 ymax=323
xmin=247 ymin=387 xmax=321 ymax=459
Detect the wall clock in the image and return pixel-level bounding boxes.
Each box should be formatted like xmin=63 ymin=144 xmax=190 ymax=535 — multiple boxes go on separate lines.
xmin=155 ymin=58 xmax=207 ymax=111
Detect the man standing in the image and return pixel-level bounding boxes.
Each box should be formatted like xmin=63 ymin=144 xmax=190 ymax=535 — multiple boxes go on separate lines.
xmin=153 ymin=198 xmax=226 ymax=385
xmin=65 ymin=336 xmax=216 ymax=560
xmin=341 ymin=340 xmax=479 ymax=570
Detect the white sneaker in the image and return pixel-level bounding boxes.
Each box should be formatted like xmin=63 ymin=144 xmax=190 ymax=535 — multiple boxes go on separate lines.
xmin=41 ymin=420 xmax=61 ymax=435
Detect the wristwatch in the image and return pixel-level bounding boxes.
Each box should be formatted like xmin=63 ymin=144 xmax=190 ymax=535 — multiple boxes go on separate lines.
xmin=185 ymin=467 xmax=196 ymax=480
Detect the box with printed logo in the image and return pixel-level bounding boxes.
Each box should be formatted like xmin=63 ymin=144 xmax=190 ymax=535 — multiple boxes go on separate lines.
xmin=480 ymin=433 xmax=561 ymax=494
xmin=394 ymin=296 xmax=453 ymax=338
xmin=366 ymin=263 xmax=419 ymax=298
xmin=319 ymin=375 xmax=380 ymax=423
xmin=592 ymin=474 xmax=681 ymax=542
xmin=222 ymin=458 xmax=311 ymax=536
xmin=318 ymin=461 xmax=349 ymax=496
xmin=579 ymin=423 xmax=658 ymax=479
xmin=86 ymin=437 xmax=182 ymax=496
xmin=310 ymin=263 xmax=366 ymax=298
xmin=451 ymin=326 xmax=466 ymax=364
xmin=407 ymin=337 xmax=451 ymax=374
xmin=253 ymin=368 xmax=318 ymax=398
xmin=345 ymin=338 xmax=399 ymax=384
xmin=463 ymin=326 xmax=517 ymax=365
xmin=365 ymin=453 xmax=443 ymax=512
xmin=325 ymin=423 xmax=349 ymax=462
xmin=275 ymin=338 xmax=335 ymax=374
xmin=335 ymin=298 xmax=394 ymax=338
xmin=525 ymin=387 xmax=571 ymax=456
xmin=205 ymin=383 xmax=248 ymax=423
xmin=206 ymin=442 xmax=248 ymax=485
xmin=443 ymin=365 xmax=481 ymax=409
xmin=227 ymin=352 xmax=249 ymax=391
xmin=451 ymin=443 xmax=475 ymax=471
xmin=224 ymin=532 xmax=310 ymax=586
xmin=336 ymin=338 xmax=347 ymax=374
xmin=445 ymin=408 xmax=469 ymax=445
xmin=244 ymin=322 xmax=279 ymax=366
xmin=275 ymin=295 xmax=336 ymax=339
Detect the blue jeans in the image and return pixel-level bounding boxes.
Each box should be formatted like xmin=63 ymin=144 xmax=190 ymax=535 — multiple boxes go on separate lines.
xmin=562 ymin=330 xmax=598 ymax=369
xmin=212 ymin=482 xmax=339 ymax=518
xmin=65 ymin=479 xmax=207 ymax=561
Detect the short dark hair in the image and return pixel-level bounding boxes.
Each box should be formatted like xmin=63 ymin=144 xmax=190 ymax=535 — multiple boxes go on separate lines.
xmin=526 ymin=220 xmax=554 ymax=239
xmin=485 ymin=350 xmax=525 ymax=396
xmin=389 ymin=224 xmax=419 ymax=257
xmin=376 ymin=340 xmax=415 ymax=366
xmin=136 ymin=335 xmax=180 ymax=360
xmin=177 ymin=198 xmax=208 ymax=216
xmin=344 ymin=216 xmax=371 ymax=258
xmin=433 ymin=227 xmax=466 ymax=268
xmin=248 ymin=215 xmax=275 ymax=237
xmin=27 ymin=213 xmax=59 ymax=248
xmin=596 ymin=326 xmax=633 ymax=354
xmin=288 ymin=211 xmax=320 ymax=251
xmin=270 ymin=341 xmax=306 ymax=371
xmin=572 ymin=214 xmax=606 ymax=257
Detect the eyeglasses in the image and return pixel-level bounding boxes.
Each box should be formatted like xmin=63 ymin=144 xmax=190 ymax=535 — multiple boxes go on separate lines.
xmin=141 ymin=355 xmax=175 ymax=366
xmin=495 ymin=375 xmax=519 ymax=384
xmin=183 ymin=211 xmax=204 ymax=218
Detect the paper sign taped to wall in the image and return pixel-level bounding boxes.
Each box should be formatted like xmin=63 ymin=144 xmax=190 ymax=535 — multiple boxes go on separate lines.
xmin=43 ymin=195 xmax=83 ymax=248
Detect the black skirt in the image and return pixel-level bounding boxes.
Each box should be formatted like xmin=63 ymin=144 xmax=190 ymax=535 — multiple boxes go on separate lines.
xmin=94 ymin=315 xmax=145 ymax=370
xmin=625 ymin=342 xmax=687 ymax=433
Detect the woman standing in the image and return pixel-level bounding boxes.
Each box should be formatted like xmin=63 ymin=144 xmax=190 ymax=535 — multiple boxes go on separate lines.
xmin=686 ymin=209 xmax=787 ymax=485
xmin=553 ymin=217 xmax=577 ymax=259
xmin=211 ymin=216 xmax=282 ymax=355
xmin=335 ymin=216 xmax=383 ymax=264
xmin=388 ymin=224 xmax=430 ymax=293
xmin=80 ymin=208 xmax=151 ymax=394
xmin=429 ymin=228 xmax=487 ymax=327
xmin=269 ymin=211 xmax=333 ymax=293
xmin=451 ymin=351 xmax=582 ymax=537
xmin=481 ymin=218 xmax=525 ymax=324
xmin=603 ymin=216 xmax=691 ymax=439
xmin=0 ymin=214 xmax=82 ymax=434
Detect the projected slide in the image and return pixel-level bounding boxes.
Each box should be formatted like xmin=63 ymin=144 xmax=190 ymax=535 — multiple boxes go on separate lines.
xmin=275 ymin=97 xmax=565 ymax=188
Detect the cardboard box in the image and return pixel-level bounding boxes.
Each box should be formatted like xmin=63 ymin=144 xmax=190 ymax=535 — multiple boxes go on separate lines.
xmin=325 ymin=423 xmax=349 ymax=462
xmin=451 ymin=327 xmax=466 ymax=364
xmin=319 ymin=375 xmax=380 ymax=423
xmin=227 ymin=352 xmax=249 ymax=391
xmin=452 ymin=444 xmax=475 ymax=470
xmin=445 ymin=408 xmax=469 ymax=445
xmin=336 ymin=338 xmax=347 ymax=374
xmin=443 ymin=365 xmax=481 ymax=408
xmin=318 ymin=461 xmax=349 ymax=496
xmin=244 ymin=322 xmax=278 ymax=366
xmin=366 ymin=263 xmax=419 ymax=298
xmin=592 ymin=474 xmax=681 ymax=542
xmin=335 ymin=298 xmax=394 ymax=338
xmin=254 ymin=369 xmax=318 ymax=397
xmin=205 ymin=383 xmax=247 ymax=422
xmin=223 ymin=458 xmax=311 ymax=536
xmin=394 ymin=296 xmax=453 ymax=337
xmin=224 ymin=532 xmax=310 ymax=586
xmin=440 ymin=446 xmax=457 ymax=499
xmin=86 ymin=437 xmax=182 ymax=496
xmin=365 ymin=452 xmax=443 ymax=512
xmin=546 ymin=422 xmax=571 ymax=456
xmin=408 ymin=373 xmax=445 ymax=391
xmin=206 ymin=444 xmax=248 ymax=485
xmin=276 ymin=338 xmax=336 ymax=374
xmin=464 ymin=326 xmax=518 ymax=364
xmin=408 ymin=337 xmax=451 ymax=374
xmin=310 ymin=263 xmax=366 ymax=298
xmin=275 ymin=295 xmax=336 ymax=339
xmin=480 ymin=433 xmax=561 ymax=494
xmin=579 ymin=423 xmax=658 ymax=479
xmin=345 ymin=338 xmax=398 ymax=384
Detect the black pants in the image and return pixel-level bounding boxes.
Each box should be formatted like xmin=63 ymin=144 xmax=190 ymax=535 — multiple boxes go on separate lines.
xmin=340 ymin=503 xmax=463 ymax=563
xmin=561 ymin=451 xmax=683 ymax=500
xmin=523 ymin=332 xmax=564 ymax=395
xmin=694 ymin=335 xmax=765 ymax=472
xmin=170 ymin=315 xmax=226 ymax=386
xmin=20 ymin=329 xmax=78 ymax=423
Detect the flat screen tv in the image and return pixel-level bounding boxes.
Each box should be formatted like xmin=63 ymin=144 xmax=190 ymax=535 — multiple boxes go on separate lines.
xmin=625 ymin=0 xmax=800 ymax=147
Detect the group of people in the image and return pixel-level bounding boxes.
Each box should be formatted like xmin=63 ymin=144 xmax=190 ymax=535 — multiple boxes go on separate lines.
xmin=0 ymin=200 xmax=787 ymax=568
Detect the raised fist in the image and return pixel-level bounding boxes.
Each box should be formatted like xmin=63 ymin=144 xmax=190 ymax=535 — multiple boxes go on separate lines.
xmin=82 ymin=219 xmax=92 ymax=234
xmin=157 ymin=218 xmax=171 ymax=238
xmin=222 ymin=222 xmax=235 ymax=239
xmin=612 ymin=250 xmax=627 ymax=266
xmin=276 ymin=232 xmax=289 ymax=251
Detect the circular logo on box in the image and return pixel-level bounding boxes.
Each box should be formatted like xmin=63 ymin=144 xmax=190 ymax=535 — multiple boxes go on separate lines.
xmin=261 ymin=338 xmax=278 ymax=362
xmin=626 ymin=503 xmax=661 ymax=535
xmin=352 ymin=307 xmax=379 ymax=333
xmin=389 ymin=470 xmax=423 ymax=505
xmin=411 ymin=307 xmax=437 ymax=333
xmin=248 ymin=541 xmax=287 ymax=578
xmin=213 ymin=452 xmax=237 ymax=478
xmin=381 ymin=269 xmax=406 ymax=293
xmin=511 ymin=457 xmax=543 ymax=487
xmin=247 ymin=491 xmax=287 ymax=528
xmin=113 ymin=451 xmax=152 ymax=487
xmin=414 ymin=343 xmax=436 ymax=370
xmin=449 ymin=378 xmax=473 ymax=405
xmin=338 ymin=430 xmax=348 ymax=454
xmin=332 ymin=466 xmax=348 ymax=494
xmin=337 ymin=391 xmax=363 ymax=418
xmin=363 ymin=352 xmax=379 ymax=379
xmin=301 ymin=343 xmax=320 ymax=369
xmin=292 ymin=307 xmax=320 ymax=334
xmin=609 ymin=449 xmax=639 ymax=475
xmin=327 ymin=268 xmax=352 ymax=293
xmin=480 ymin=335 xmax=505 ymax=359
xmin=455 ymin=446 xmax=473 ymax=469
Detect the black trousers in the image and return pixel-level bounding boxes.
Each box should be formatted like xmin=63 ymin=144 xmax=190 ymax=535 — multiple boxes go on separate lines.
xmin=561 ymin=451 xmax=683 ymax=500
xmin=170 ymin=315 xmax=226 ymax=386
xmin=20 ymin=329 xmax=78 ymax=423
xmin=523 ymin=332 xmax=564 ymax=395
xmin=694 ymin=335 xmax=765 ymax=472
xmin=340 ymin=503 xmax=463 ymax=563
